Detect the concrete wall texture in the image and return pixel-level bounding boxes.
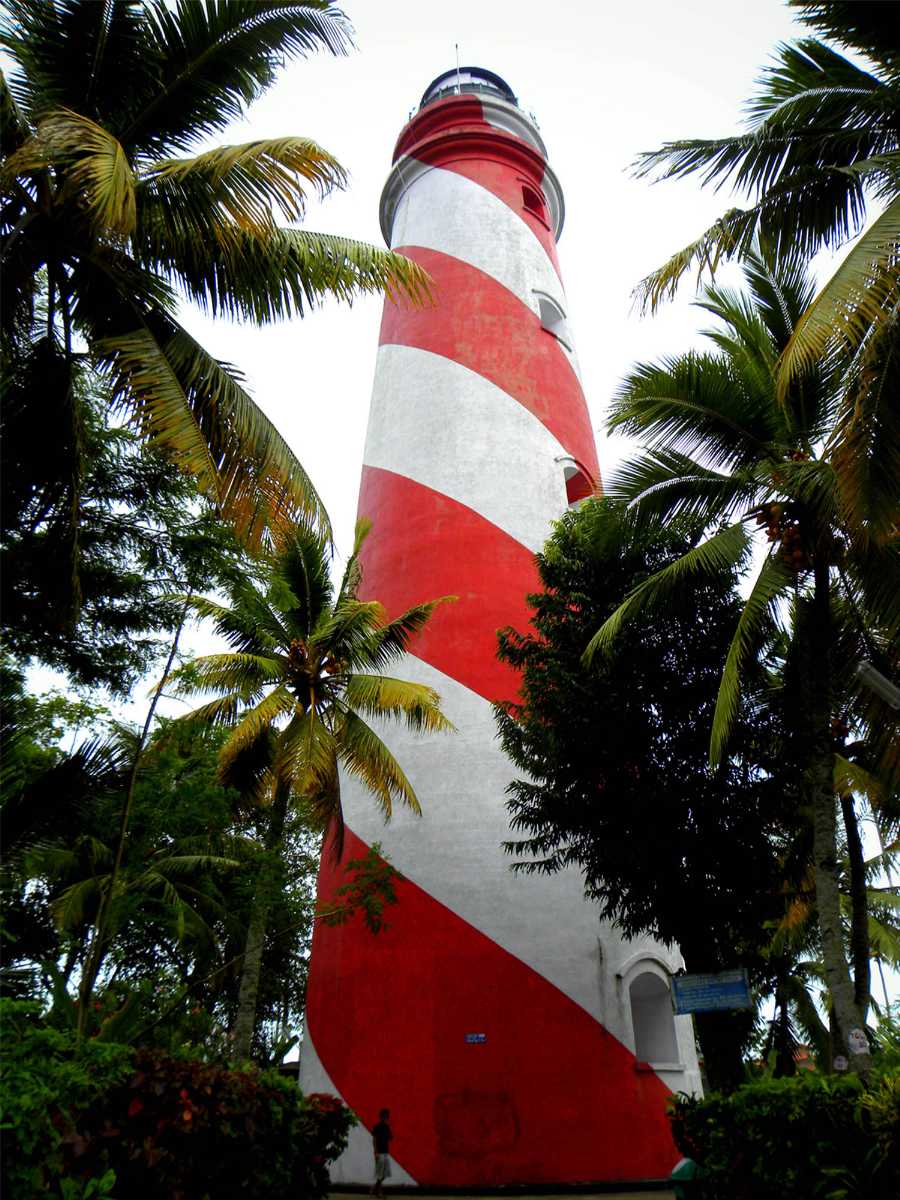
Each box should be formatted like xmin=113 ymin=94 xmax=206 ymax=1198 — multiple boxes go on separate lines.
xmin=300 ymin=76 xmax=702 ymax=1187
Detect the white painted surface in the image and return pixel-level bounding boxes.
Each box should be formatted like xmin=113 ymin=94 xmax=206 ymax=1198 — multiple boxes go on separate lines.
xmin=388 ymin=166 xmax=566 ymax=316
xmin=338 ymin=651 xmax=698 ymax=1099
xmin=363 ymin=344 xmax=568 ymax=551
xmin=300 ymin=1031 xmax=419 ymax=1186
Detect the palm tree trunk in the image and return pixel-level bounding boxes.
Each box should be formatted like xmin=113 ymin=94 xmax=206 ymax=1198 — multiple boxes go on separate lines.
xmin=231 ymin=782 xmax=290 ymax=1061
xmin=839 ymin=790 xmax=870 ymax=1017
xmin=809 ymin=560 xmax=871 ymax=1077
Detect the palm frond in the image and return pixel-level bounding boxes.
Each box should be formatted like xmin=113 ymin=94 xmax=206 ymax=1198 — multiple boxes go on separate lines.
xmin=97 ymin=318 xmax=329 ymax=546
xmin=608 ymin=351 xmax=776 ymax=470
xmin=342 ymin=675 xmax=456 ymax=735
xmin=127 ymin=0 xmax=352 ymax=155
xmin=275 ymin=707 xmax=337 ymax=797
xmin=834 ymin=754 xmax=885 ymax=810
xmin=584 ymin=521 xmax=752 ymax=665
xmin=180 ymin=692 xmax=244 ymax=727
xmin=606 ymin=449 xmax=760 ymax=527
xmin=174 ymin=651 xmax=284 ymax=697
xmin=1 ymin=66 xmax=31 ymax=158
xmin=141 ymin=137 xmax=348 ymax=236
xmin=134 ymin=225 xmax=432 ymax=322
xmin=6 ymin=107 xmax=136 ymax=235
xmin=795 ymin=5 xmax=900 ymax=80
xmin=778 ymin=198 xmax=900 ymax=387
xmin=827 ymin=302 xmax=900 ymax=546
xmin=336 ymin=709 xmax=420 ymax=821
xmin=711 ymin=551 xmax=793 ymax=764
xmin=218 ymin=685 xmax=296 ymax=775
xmin=633 ymin=206 xmax=760 ymax=313
xmin=335 ymin=516 xmax=371 ymax=606
xmin=363 ymin=598 xmax=457 ymax=672
xmin=177 ymin=586 xmax=287 ymax=656
xmin=867 ymin=908 xmax=900 ymax=968
xmin=50 ymin=874 xmax=106 ymax=931
xmin=136 ymin=853 xmax=239 ymax=879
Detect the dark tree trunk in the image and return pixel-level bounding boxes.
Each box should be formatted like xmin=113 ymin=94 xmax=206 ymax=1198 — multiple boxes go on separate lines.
xmin=692 ymin=1009 xmax=755 ymax=1093
xmin=808 ymin=560 xmax=871 ymax=1077
xmin=839 ymin=790 xmax=871 ymax=1018
xmin=231 ymin=783 xmax=291 ymax=1061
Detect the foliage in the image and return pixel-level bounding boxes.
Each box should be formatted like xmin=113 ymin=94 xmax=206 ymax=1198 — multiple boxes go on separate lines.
xmin=174 ymin=520 xmax=453 ymax=1057
xmin=175 ymin=520 xmax=454 ymax=848
xmin=633 ymin=3 xmax=900 ymax=312
xmin=0 ymin=999 xmax=353 ymax=1200
xmin=668 ymin=1070 xmax=900 ymax=1200
xmin=1 ymin=357 xmax=244 ymax=693
xmin=1 ymin=0 xmax=430 ymax=550
xmin=496 ymin=498 xmax=794 ymax=1088
xmin=593 ymin=244 xmax=898 ymax=1070
xmin=0 ymin=1000 xmax=133 ymax=1198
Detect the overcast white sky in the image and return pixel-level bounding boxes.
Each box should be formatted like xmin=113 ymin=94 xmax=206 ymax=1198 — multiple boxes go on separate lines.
xmin=179 ymin=0 xmax=807 ymax=557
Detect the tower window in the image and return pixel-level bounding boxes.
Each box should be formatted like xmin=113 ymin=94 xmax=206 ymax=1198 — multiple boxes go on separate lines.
xmin=522 ymin=184 xmax=546 ymax=220
xmin=565 ymin=467 xmax=593 ymax=506
xmin=556 ymin=456 xmax=594 ymax=510
xmin=629 ymin=971 xmax=678 ymax=1064
xmin=535 ymin=293 xmax=572 ymax=351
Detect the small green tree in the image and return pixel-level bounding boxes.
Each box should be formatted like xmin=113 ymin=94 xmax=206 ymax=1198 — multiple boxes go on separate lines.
xmin=588 ymin=248 xmax=899 ymax=1076
xmin=173 ymin=522 xmax=454 ymax=1059
xmin=496 ymin=499 xmax=794 ymax=1091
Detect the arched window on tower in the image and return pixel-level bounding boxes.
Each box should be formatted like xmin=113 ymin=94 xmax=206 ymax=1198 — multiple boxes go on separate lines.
xmin=535 ymin=292 xmax=572 ymax=352
xmin=629 ymin=971 xmax=678 ymax=1064
xmin=556 ymin=456 xmax=594 ymax=509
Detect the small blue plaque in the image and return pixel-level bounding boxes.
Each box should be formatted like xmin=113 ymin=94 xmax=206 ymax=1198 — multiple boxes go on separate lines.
xmin=464 ymin=1032 xmax=487 ymax=1044
xmin=672 ymin=969 xmax=752 ymax=1014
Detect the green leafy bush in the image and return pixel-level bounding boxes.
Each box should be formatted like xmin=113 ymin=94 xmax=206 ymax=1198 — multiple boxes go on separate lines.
xmin=1 ymin=1000 xmax=354 ymax=1199
xmin=0 ymin=1001 xmax=133 ymax=1197
xmin=669 ymin=1072 xmax=900 ymax=1200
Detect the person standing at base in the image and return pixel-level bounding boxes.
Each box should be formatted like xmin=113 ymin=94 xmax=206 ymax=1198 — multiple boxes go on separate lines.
xmin=371 ymin=1108 xmax=393 ymax=1197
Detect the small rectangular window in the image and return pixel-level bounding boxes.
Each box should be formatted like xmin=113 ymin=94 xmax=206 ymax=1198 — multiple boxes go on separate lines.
xmin=522 ymin=184 xmax=546 ymax=220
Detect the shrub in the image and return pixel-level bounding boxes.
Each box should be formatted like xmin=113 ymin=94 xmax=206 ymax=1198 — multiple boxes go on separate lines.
xmin=1 ymin=1000 xmax=354 ymax=1199
xmin=0 ymin=1001 xmax=134 ymax=1198
xmin=669 ymin=1072 xmax=900 ymax=1200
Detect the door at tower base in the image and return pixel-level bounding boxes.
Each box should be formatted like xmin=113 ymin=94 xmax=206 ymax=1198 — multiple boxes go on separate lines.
xmin=303 ymin=829 xmax=681 ymax=1187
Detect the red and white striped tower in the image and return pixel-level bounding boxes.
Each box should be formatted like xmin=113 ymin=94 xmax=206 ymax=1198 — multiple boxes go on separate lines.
xmin=301 ymin=69 xmax=700 ymax=1187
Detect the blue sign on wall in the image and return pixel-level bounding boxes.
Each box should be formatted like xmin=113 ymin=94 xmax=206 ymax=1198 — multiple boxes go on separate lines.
xmin=672 ymin=969 xmax=752 ymax=1014
xmin=465 ymin=1032 xmax=487 ymax=1043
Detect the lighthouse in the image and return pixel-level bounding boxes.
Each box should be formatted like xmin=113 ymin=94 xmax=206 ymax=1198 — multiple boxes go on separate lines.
xmin=301 ymin=68 xmax=701 ymax=1186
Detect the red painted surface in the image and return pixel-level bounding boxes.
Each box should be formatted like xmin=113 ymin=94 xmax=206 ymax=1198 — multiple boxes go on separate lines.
xmin=307 ymin=828 xmax=680 ymax=1186
xmin=380 ymin=247 xmax=600 ymax=483
xmin=357 ymin=467 xmax=538 ymax=706
xmin=393 ymin=94 xmax=562 ymax=270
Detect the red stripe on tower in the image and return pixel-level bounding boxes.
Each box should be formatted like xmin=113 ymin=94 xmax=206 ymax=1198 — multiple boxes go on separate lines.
xmin=301 ymin=66 xmax=701 ymax=1187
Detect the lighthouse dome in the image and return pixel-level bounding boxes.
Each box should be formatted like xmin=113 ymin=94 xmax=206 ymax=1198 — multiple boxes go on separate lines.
xmin=419 ymin=66 xmax=517 ymax=109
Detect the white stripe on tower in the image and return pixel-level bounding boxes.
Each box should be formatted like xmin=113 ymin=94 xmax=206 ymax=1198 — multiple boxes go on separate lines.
xmin=303 ymin=72 xmax=690 ymax=1189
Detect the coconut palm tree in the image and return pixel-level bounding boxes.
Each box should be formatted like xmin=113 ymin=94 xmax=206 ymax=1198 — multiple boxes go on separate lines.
xmin=631 ymin=5 xmax=900 ymax=553
xmin=172 ymin=521 xmax=454 ymax=1059
xmin=586 ymin=247 xmax=899 ymax=1076
xmin=632 ymin=3 xmax=900 ymax=317
xmin=1 ymin=1 xmax=430 ymax=550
